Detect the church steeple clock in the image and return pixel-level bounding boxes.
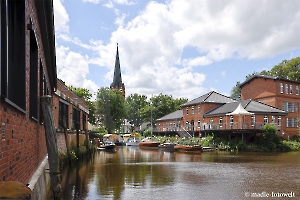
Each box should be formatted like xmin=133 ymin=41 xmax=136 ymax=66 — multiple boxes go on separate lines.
xmin=110 ymin=44 xmax=125 ymax=97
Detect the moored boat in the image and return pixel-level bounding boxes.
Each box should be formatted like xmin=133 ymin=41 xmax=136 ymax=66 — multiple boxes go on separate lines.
xmin=126 ymin=137 xmax=140 ymax=146
xmin=158 ymin=142 xmax=176 ymax=151
xmin=97 ymin=141 xmax=116 ymax=150
xmin=174 ymin=145 xmax=202 ymax=153
xmin=139 ymin=141 xmax=161 ymax=148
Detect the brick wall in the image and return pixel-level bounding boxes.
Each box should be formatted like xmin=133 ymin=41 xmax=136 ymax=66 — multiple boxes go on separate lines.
xmin=241 ymin=77 xmax=300 ymax=138
xmin=0 ymin=0 xmax=55 ymax=184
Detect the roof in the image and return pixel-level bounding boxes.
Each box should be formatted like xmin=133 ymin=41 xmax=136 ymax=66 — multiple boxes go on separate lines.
xmin=204 ymin=100 xmax=287 ymax=117
xmin=156 ymin=110 xmax=183 ymax=121
xmin=181 ymin=91 xmax=236 ymax=107
xmin=110 ymin=44 xmax=125 ymax=88
xmin=240 ymin=75 xmax=300 ymax=88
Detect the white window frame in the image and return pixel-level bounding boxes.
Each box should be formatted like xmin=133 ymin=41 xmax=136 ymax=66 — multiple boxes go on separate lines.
xmin=264 ymin=116 xmax=268 ymax=125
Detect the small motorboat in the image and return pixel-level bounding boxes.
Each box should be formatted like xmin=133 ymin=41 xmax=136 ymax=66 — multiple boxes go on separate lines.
xmin=98 ymin=141 xmax=116 ymax=150
xmin=158 ymin=142 xmax=176 ymax=151
xmin=126 ymin=138 xmax=140 ymax=146
xmin=139 ymin=138 xmax=160 ymax=148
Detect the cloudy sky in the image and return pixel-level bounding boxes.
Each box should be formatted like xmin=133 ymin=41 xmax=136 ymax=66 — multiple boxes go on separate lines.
xmin=54 ymin=0 xmax=300 ymax=101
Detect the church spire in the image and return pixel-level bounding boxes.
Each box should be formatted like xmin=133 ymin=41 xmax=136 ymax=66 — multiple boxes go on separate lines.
xmin=110 ymin=43 xmax=125 ymax=97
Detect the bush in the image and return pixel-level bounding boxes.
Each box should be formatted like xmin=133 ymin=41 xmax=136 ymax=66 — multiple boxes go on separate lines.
xmin=257 ymin=124 xmax=281 ymax=150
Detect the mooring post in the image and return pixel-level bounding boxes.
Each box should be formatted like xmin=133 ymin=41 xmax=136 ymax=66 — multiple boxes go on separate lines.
xmin=40 ymin=96 xmax=61 ymax=199
xmin=85 ymin=129 xmax=90 ymax=151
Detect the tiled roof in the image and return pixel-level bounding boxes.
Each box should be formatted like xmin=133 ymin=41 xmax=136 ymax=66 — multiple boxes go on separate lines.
xmin=181 ymin=91 xmax=236 ymax=107
xmin=156 ymin=110 xmax=183 ymax=121
xmin=204 ymin=100 xmax=287 ymax=117
xmin=240 ymin=75 xmax=300 ymax=88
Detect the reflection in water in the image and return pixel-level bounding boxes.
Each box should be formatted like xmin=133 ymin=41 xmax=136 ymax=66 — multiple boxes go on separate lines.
xmin=61 ymin=147 xmax=300 ymax=200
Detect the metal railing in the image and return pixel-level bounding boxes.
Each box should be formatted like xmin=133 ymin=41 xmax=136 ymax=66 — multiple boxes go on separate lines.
xmin=153 ymin=122 xmax=281 ymax=132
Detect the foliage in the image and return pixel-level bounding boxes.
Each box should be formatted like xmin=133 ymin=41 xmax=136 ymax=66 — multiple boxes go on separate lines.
xmin=68 ymin=86 xmax=96 ymax=125
xmin=96 ymin=87 xmax=127 ymax=133
xmin=125 ymin=93 xmax=148 ymax=128
xmin=269 ymin=56 xmax=300 ymax=81
xmin=140 ymin=93 xmax=188 ymax=125
xmin=282 ymin=140 xmax=300 ymax=151
xmin=143 ymin=129 xmax=152 ymax=137
xmin=258 ymin=124 xmax=281 ymax=150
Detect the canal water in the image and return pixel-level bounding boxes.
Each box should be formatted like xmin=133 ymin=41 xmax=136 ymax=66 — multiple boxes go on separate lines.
xmin=61 ymin=147 xmax=300 ymax=200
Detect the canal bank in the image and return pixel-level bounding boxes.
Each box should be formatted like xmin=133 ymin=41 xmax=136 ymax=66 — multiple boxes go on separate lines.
xmin=27 ymin=157 xmax=51 ymax=200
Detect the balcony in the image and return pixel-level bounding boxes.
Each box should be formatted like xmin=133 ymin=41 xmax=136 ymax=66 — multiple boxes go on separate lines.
xmin=153 ymin=122 xmax=281 ymax=133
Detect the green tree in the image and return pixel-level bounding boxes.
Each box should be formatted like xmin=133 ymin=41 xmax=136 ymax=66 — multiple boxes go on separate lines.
xmin=259 ymin=124 xmax=280 ymax=150
xmin=96 ymin=87 xmax=126 ymax=133
xmin=140 ymin=94 xmax=188 ymax=126
xmin=269 ymin=56 xmax=300 ymax=81
xmin=68 ymin=86 xmax=96 ymax=125
xmin=125 ymin=94 xmax=148 ymax=129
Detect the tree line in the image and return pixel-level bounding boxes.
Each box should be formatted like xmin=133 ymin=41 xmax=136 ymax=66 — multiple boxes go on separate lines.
xmin=68 ymin=56 xmax=299 ymax=133
xmin=69 ymin=86 xmax=187 ymax=133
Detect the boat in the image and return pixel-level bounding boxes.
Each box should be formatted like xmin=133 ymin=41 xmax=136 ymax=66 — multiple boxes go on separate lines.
xmin=139 ymin=141 xmax=161 ymax=148
xmin=97 ymin=141 xmax=116 ymax=150
xmin=158 ymin=142 xmax=176 ymax=151
xmin=126 ymin=137 xmax=140 ymax=146
xmin=139 ymin=138 xmax=160 ymax=148
xmin=114 ymin=141 xmax=126 ymax=146
xmin=202 ymin=147 xmax=216 ymax=152
xmin=174 ymin=145 xmax=202 ymax=153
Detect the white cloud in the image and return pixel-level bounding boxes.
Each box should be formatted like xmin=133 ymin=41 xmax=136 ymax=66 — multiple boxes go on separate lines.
xmin=82 ymin=0 xmax=101 ymax=4
xmin=103 ymin=1 xmax=114 ymax=8
xmin=56 ymin=46 xmax=99 ymax=97
xmin=53 ymin=0 xmax=69 ymax=33
xmin=54 ymin=0 xmax=300 ymax=100
xmin=113 ymin=0 xmax=136 ymax=5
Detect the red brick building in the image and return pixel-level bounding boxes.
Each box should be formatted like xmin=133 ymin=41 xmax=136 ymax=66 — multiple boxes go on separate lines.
xmin=155 ymin=90 xmax=290 ymax=141
xmin=53 ymin=79 xmax=89 ymax=133
xmin=0 ymin=0 xmax=56 ymax=183
xmin=240 ymin=75 xmax=300 ymax=138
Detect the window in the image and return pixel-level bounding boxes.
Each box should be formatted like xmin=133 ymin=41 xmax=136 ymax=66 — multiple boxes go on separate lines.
xmin=264 ymin=116 xmax=268 ymax=125
xmin=191 ymin=120 xmax=194 ymax=131
xmin=59 ymin=100 xmax=69 ymax=129
xmin=197 ymin=120 xmax=200 ymax=129
xmin=219 ymin=117 xmax=223 ymax=127
xmin=285 ymin=84 xmax=288 ymax=94
xmin=186 ymin=107 xmax=188 ymax=115
xmin=29 ymin=21 xmax=38 ymax=120
xmin=280 ymin=83 xmax=283 ymax=93
xmin=72 ymin=107 xmax=80 ymax=130
xmin=191 ymin=106 xmax=194 ymax=114
xmin=251 ymin=115 xmax=256 ymax=127
xmin=286 ymin=118 xmax=299 ymax=128
xmin=271 ymin=116 xmax=276 ymax=124
xmin=290 ymin=85 xmax=293 ymax=94
xmin=1 ymin=0 xmax=26 ymax=112
xmin=82 ymin=113 xmax=86 ymax=130
xmin=282 ymin=102 xmax=299 ymax=113
xmin=197 ymin=105 xmax=201 ymax=114
xmin=296 ymin=86 xmax=299 ymax=96
xmin=230 ymin=116 xmax=233 ymax=127
xmin=278 ymin=116 xmax=281 ymax=127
